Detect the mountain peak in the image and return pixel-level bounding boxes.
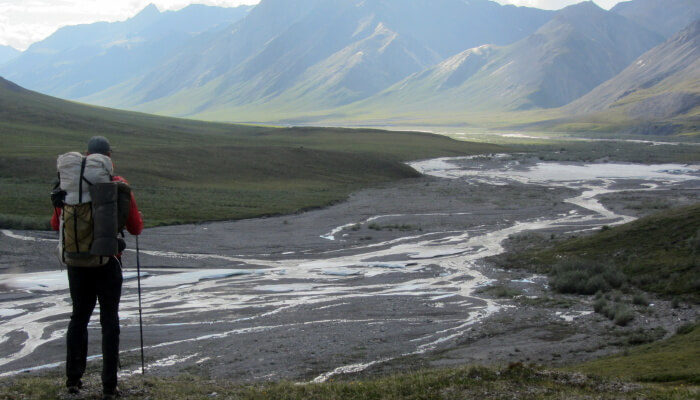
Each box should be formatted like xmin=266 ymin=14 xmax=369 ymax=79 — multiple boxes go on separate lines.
xmin=134 ymin=3 xmax=160 ymax=19
xmin=558 ymin=1 xmax=605 ymax=17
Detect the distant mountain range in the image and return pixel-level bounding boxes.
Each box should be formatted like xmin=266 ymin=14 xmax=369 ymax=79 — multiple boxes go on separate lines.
xmin=354 ymin=2 xmax=663 ymax=114
xmin=0 ymin=4 xmax=252 ymax=99
xmin=0 ymin=45 xmax=20 ymax=66
xmin=0 ymin=0 xmax=698 ymax=134
xmin=82 ymin=0 xmax=553 ymax=118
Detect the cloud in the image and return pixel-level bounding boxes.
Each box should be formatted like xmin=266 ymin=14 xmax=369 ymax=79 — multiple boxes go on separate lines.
xmin=0 ymin=0 xmax=260 ymax=50
xmin=494 ymin=0 xmax=621 ymax=10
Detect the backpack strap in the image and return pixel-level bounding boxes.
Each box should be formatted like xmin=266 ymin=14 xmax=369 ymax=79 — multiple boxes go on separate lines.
xmin=77 ymin=157 xmax=95 ymax=203
xmin=78 ymin=157 xmax=86 ymax=203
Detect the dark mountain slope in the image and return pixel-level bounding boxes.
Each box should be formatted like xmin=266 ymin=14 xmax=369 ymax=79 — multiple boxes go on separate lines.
xmin=564 ymin=19 xmax=700 ymax=121
xmin=354 ymin=2 xmax=664 ymax=114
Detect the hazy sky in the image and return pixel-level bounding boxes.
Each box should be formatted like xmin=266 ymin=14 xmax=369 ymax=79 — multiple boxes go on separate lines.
xmin=1 ymin=0 xmax=627 ymax=51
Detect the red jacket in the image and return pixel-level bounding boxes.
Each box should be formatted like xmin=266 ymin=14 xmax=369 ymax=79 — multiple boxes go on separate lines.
xmin=51 ymin=175 xmax=144 ymax=235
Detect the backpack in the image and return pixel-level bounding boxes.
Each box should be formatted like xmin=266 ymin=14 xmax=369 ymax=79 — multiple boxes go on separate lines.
xmin=55 ymin=152 xmax=130 ymax=267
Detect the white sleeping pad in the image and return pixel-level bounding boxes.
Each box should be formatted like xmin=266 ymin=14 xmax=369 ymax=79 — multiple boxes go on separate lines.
xmin=57 ymin=152 xmax=113 ymax=205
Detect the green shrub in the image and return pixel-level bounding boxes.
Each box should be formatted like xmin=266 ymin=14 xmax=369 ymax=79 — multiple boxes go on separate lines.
xmin=632 ymin=293 xmax=649 ymax=306
xmin=626 ymin=327 xmax=666 ymax=345
xmin=613 ymin=305 xmax=635 ymax=326
xmin=671 ymin=297 xmax=681 ymax=308
xmin=593 ymin=299 xmax=636 ymax=326
xmin=593 ymin=298 xmax=608 ymax=314
xmin=550 ymin=258 xmax=626 ymax=295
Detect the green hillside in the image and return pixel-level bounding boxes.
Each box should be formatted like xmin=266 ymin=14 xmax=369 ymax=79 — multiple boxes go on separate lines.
xmin=504 ymin=203 xmax=700 ymax=302
xmin=0 ymin=78 xmax=502 ymax=229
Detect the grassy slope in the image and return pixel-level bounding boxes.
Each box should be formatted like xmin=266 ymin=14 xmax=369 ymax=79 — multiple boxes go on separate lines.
xmin=0 ymin=79 xmax=503 ymax=229
xmin=1 ymin=362 xmax=696 ymax=400
xmin=572 ymin=324 xmax=700 ymax=384
xmin=504 ymin=203 xmax=700 ymax=301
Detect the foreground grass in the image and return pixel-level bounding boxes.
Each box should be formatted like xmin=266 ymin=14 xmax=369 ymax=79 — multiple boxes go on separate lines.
xmin=7 ymin=324 xmax=697 ymax=399
xmin=1 ymin=363 xmax=697 ymax=400
xmin=0 ymin=79 xmax=503 ymax=229
xmin=572 ymin=324 xmax=700 ymax=385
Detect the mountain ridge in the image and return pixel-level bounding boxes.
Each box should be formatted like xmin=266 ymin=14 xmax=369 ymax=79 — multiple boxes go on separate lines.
xmin=338 ymin=1 xmax=663 ymax=117
xmin=0 ymin=0 xmax=697 ymax=133
xmin=558 ymin=19 xmax=700 ymax=134
xmin=611 ymin=0 xmax=700 ymax=38
xmin=58 ymin=0 xmax=555 ymax=118
xmin=0 ymin=4 xmax=253 ymax=99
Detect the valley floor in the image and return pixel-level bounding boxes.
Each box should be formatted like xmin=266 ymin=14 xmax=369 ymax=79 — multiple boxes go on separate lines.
xmin=0 ymin=155 xmax=698 ymax=392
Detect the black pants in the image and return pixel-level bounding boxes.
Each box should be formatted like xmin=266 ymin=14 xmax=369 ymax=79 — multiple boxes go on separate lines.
xmin=66 ymin=258 xmax=123 ymax=392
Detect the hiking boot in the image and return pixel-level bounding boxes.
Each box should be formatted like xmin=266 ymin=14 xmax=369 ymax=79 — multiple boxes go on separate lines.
xmin=102 ymin=387 xmax=120 ymax=400
xmin=66 ymin=379 xmax=82 ymax=394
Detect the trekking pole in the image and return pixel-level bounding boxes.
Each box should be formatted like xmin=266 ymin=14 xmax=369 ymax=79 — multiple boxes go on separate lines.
xmin=136 ymin=235 xmax=145 ymax=375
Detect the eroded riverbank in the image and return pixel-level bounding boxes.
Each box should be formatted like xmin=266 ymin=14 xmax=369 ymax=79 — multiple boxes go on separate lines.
xmin=0 ymin=156 xmax=698 ymax=383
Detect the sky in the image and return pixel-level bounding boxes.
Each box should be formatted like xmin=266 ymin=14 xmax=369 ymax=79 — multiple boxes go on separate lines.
xmin=1 ymin=0 xmax=627 ymax=51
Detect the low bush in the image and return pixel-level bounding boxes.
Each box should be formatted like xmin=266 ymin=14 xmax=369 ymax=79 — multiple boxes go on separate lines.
xmin=550 ymin=258 xmax=626 ymax=295
xmin=625 ymin=328 xmax=666 ymax=345
xmin=593 ymin=298 xmax=635 ymax=326
xmin=593 ymin=298 xmax=608 ymax=314
xmin=613 ymin=306 xmax=635 ymax=326
xmin=632 ymin=293 xmax=649 ymax=306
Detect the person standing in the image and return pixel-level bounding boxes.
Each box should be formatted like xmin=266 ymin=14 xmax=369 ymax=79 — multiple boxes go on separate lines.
xmin=51 ymin=136 xmax=143 ymax=400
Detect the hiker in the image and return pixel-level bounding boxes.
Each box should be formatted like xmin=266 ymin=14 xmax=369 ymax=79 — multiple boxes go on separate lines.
xmin=51 ymin=136 xmax=143 ymax=400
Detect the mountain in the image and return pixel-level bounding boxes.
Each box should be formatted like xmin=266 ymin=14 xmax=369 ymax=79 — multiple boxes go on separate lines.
xmin=563 ymin=20 xmax=700 ymax=128
xmin=612 ymin=0 xmax=700 ymax=38
xmin=81 ymin=0 xmax=553 ymax=119
xmin=350 ymin=2 xmax=664 ymax=115
xmin=0 ymin=46 xmax=20 ymax=65
xmin=0 ymin=4 xmax=252 ymax=99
